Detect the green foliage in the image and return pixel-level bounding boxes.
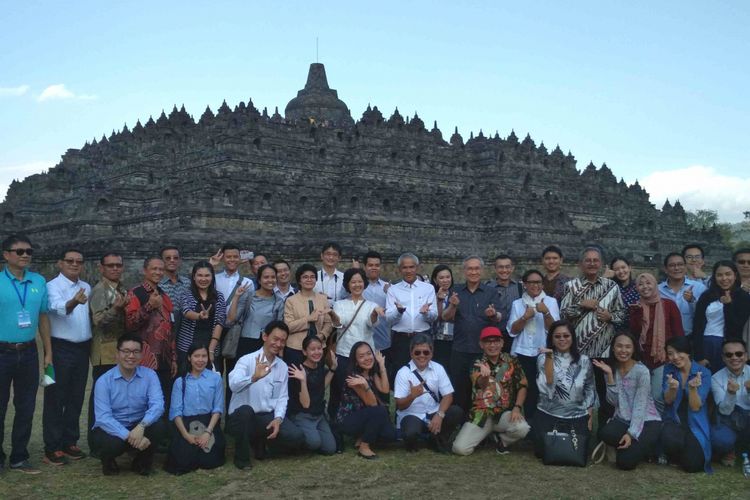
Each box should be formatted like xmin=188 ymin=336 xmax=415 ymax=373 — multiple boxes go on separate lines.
xmin=686 ymin=209 xmax=733 ymax=247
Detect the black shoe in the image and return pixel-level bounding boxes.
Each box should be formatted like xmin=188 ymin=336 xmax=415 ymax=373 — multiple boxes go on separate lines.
xmin=234 ymin=459 xmax=252 ymax=470
xmin=496 ymin=441 xmax=510 ymax=455
xmin=357 ymin=451 xmax=379 ymax=460
xmin=102 ymin=459 xmax=119 ymax=476
xmin=253 ymin=440 xmax=267 ymax=460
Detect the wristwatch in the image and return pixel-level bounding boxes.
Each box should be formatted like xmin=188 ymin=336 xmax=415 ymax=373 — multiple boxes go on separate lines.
xmin=436 ymin=411 xmax=446 ymax=418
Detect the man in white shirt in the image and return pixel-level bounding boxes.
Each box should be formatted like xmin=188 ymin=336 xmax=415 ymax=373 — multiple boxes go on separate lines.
xmin=272 ymin=259 xmax=297 ymax=301
xmin=394 ymin=334 xmax=463 ymax=452
xmin=386 ymin=253 xmax=437 ymax=384
xmin=225 ymin=320 xmax=304 ymax=469
xmin=43 ymin=249 xmax=92 ymax=465
xmin=313 ymin=242 xmax=348 ymax=305
xmin=711 ymin=339 xmax=750 ymax=466
xmin=362 ymin=251 xmax=390 ymax=352
xmin=211 ymin=243 xmax=255 ymax=304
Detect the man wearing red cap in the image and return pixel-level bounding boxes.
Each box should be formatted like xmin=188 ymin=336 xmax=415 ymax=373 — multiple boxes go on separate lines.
xmin=452 ymin=326 xmax=530 ymax=456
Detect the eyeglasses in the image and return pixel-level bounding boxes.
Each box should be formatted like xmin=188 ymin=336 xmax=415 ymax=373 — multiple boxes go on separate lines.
xmin=118 ymin=348 xmax=142 ymax=356
xmin=63 ymin=258 xmax=84 ymax=265
xmin=300 ymin=275 xmax=316 ymax=281
xmin=6 ymin=248 xmax=33 ymax=256
xmin=524 ymin=280 xmax=543 ymax=285
xmin=103 ymin=263 xmax=124 ymax=269
xmin=736 ymin=260 xmax=750 ymax=265
xmin=583 ymin=259 xmax=601 ymax=264
xmin=723 ymin=351 xmax=746 ymax=359
xmin=684 ymin=255 xmax=702 ymax=261
xmin=412 ymin=350 xmax=432 ymax=356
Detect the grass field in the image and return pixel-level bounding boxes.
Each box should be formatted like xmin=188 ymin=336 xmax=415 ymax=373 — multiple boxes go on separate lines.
xmin=4 ymin=386 xmax=750 ymax=500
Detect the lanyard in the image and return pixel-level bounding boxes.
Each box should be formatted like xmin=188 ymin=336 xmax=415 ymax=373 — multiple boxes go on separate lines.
xmin=4 ymin=268 xmax=29 ymax=309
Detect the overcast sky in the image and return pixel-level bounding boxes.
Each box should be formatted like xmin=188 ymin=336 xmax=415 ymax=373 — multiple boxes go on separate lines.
xmin=1 ymin=1 xmax=748 ymax=221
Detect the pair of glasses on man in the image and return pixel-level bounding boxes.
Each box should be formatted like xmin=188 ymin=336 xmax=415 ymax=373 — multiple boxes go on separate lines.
xmin=723 ymin=351 xmax=746 ymax=359
xmin=412 ymin=350 xmax=432 ymax=356
xmin=5 ymin=248 xmax=33 ymax=256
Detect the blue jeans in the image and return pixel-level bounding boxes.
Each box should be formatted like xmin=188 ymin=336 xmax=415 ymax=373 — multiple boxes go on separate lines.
xmin=43 ymin=338 xmax=90 ymax=452
xmin=712 ymin=407 xmax=750 ymax=455
xmin=0 ymin=344 xmax=39 ymax=464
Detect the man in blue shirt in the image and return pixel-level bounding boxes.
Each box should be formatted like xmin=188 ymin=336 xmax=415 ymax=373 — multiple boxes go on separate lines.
xmin=442 ymin=256 xmax=503 ymax=413
xmin=0 ymin=234 xmax=52 ymax=474
xmin=91 ymin=334 xmax=165 ymax=475
xmin=658 ymin=252 xmax=707 ymax=337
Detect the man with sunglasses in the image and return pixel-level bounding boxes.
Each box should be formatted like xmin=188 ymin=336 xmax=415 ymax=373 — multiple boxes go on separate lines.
xmin=0 ymin=234 xmax=52 ymax=474
xmin=87 ymin=252 xmax=128 ymax=457
xmin=43 ymin=248 xmax=92 ymax=466
xmin=711 ymin=339 xmax=750 ymax=467
xmin=394 ymin=334 xmax=464 ymax=452
xmin=733 ymin=248 xmax=750 ymax=293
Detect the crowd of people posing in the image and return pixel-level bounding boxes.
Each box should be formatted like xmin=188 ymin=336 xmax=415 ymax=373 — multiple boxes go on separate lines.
xmin=1 ymin=234 xmax=750 ymax=477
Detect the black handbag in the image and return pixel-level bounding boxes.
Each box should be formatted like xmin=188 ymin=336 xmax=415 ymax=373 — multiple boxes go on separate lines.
xmin=543 ymin=425 xmax=588 ymax=467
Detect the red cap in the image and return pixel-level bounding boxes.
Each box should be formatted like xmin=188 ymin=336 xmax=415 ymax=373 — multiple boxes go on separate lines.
xmin=479 ymin=326 xmax=503 ymax=340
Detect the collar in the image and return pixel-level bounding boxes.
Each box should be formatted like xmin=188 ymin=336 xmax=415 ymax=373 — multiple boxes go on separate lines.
xmin=580 ymin=275 xmax=603 ymax=285
xmin=221 ymin=270 xmax=239 ymax=278
xmin=398 ymin=279 xmax=423 ymax=288
xmin=100 ymin=276 xmax=123 ymax=289
xmin=408 ymin=359 xmax=433 ymax=372
xmin=492 ymin=278 xmax=517 ymax=288
xmin=320 ymin=269 xmax=341 ymax=279
xmin=114 ymin=366 xmax=142 ymax=380
xmin=461 ymin=282 xmax=486 ymax=292
xmin=187 ymin=369 xmax=210 ymax=380
xmin=4 ymin=267 xmax=30 ymax=283
xmin=57 ymin=272 xmax=79 ymax=287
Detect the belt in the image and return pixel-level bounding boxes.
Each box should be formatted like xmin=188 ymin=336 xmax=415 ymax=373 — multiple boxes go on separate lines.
xmin=392 ymin=330 xmax=430 ymax=337
xmin=0 ymin=340 xmax=35 ymax=351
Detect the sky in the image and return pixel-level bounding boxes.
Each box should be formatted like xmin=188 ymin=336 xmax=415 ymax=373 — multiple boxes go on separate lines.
xmin=1 ymin=1 xmax=748 ymax=221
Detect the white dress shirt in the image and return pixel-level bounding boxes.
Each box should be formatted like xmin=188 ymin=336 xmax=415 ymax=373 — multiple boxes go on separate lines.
xmin=394 ymin=360 xmax=453 ymax=427
xmin=228 ymin=348 xmax=288 ymax=419
xmin=703 ymin=300 xmax=725 ymax=337
xmin=47 ymin=273 xmax=92 ymax=343
xmin=507 ymin=295 xmax=560 ymax=356
xmin=385 ymin=280 xmax=437 ymax=333
xmin=216 ymin=270 xmax=254 ymax=307
xmin=332 ymin=298 xmax=378 ymax=357
xmin=711 ymin=365 xmax=750 ymax=413
xmin=313 ymin=268 xmax=348 ymax=305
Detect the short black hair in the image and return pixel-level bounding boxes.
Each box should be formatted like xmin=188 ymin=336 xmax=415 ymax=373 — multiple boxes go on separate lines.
xmin=100 ymin=252 xmax=122 ymax=265
xmin=272 ymin=259 xmax=291 ymax=270
xmin=1 ymin=233 xmax=31 ymax=251
xmin=321 ymin=242 xmax=342 ymax=255
xmin=343 ymin=268 xmax=368 ymax=293
xmin=665 ymin=336 xmax=692 ymax=357
xmin=522 ymin=269 xmax=543 ymax=282
xmin=117 ymin=333 xmax=143 ymax=349
xmin=681 ymin=244 xmax=704 ymax=259
xmin=59 ymin=248 xmax=84 ymax=260
xmin=221 ymin=243 xmax=240 ymax=253
xmin=159 ymin=245 xmax=180 ymax=258
xmin=252 ymin=253 xmax=268 ymax=263
xmin=363 ymin=250 xmax=382 ymax=264
xmin=663 ymin=252 xmax=684 ymax=268
xmin=256 ymin=263 xmax=277 ymax=282
xmin=263 ymin=320 xmax=290 ymax=337
xmin=295 ymin=263 xmax=318 ymax=285
xmin=541 ymin=245 xmax=563 ymax=259
xmin=493 ymin=254 xmax=512 ymax=264
xmin=732 ymin=248 xmax=750 ymax=261
xmin=143 ymin=256 xmax=163 ymax=269
xmin=546 ymin=320 xmax=580 ymax=363
xmin=722 ymin=338 xmax=746 ymax=351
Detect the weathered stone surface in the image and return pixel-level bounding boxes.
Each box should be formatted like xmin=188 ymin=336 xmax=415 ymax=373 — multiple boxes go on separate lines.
xmin=0 ymin=63 xmax=729 ymax=279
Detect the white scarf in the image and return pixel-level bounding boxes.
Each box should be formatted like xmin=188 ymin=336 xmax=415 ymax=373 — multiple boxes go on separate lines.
xmin=521 ymin=291 xmax=547 ymax=336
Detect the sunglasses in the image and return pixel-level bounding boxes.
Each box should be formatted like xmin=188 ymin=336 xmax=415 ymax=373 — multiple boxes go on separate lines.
xmin=6 ymin=248 xmax=33 ymax=256
xmin=412 ymin=350 xmax=432 ymax=356
xmin=723 ymin=351 xmax=746 ymax=359
xmin=63 ymin=258 xmax=84 ymax=265
xmin=736 ymin=260 xmax=750 ymax=265
xmin=103 ymin=263 xmax=124 ymax=269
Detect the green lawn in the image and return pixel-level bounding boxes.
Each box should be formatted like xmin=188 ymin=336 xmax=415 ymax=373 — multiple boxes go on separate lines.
xmin=3 ymin=386 xmax=749 ymax=500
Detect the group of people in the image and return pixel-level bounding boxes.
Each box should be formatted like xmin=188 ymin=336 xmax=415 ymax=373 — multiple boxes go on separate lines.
xmin=1 ymin=233 xmax=750 ymax=477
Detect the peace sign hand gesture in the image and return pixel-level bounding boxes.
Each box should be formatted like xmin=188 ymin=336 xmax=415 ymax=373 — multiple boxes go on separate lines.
xmin=198 ymin=303 xmax=212 ymax=320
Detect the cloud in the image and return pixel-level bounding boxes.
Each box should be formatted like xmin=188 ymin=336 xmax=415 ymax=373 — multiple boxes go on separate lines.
xmin=37 ymin=84 xmax=97 ymax=102
xmin=0 ymin=160 xmax=55 ymax=203
xmin=641 ymin=165 xmax=750 ymax=223
xmin=0 ymin=84 xmax=30 ymax=97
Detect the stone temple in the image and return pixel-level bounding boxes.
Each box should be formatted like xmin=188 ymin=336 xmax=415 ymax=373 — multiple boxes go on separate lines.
xmin=0 ymin=63 xmax=728 ymax=269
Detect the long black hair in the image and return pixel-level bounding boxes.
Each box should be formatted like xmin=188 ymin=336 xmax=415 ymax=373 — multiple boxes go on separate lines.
xmin=190 ymin=260 xmax=218 ymax=304
xmin=546 ymin=320 xmax=580 ymax=363
xmin=609 ymin=256 xmax=632 ymax=287
xmin=705 ymin=260 xmax=740 ymax=302
xmin=607 ymin=331 xmax=643 ymax=368
xmin=430 ymin=264 xmax=454 ymax=294
xmin=347 ymin=341 xmax=382 ymax=378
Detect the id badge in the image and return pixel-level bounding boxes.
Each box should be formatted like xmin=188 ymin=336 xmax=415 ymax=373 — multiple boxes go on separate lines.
xmin=170 ymin=312 xmax=175 ymax=323
xmin=17 ymin=310 xmax=32 ymax=329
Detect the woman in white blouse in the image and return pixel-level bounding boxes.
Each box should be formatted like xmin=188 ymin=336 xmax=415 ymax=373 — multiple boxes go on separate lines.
xmin=508 ymin=269 xmax=560 ymax=419
xmin=328 ymin=268 xmax=385 ymax=420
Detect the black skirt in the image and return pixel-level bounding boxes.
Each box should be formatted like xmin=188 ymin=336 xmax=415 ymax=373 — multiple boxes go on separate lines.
xmin=164 ymin=413 xmax=225 ymax=474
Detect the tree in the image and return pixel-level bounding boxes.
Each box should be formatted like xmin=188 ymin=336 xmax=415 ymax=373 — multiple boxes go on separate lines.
xmin=686 ymin=209 xmax=720 ymax=229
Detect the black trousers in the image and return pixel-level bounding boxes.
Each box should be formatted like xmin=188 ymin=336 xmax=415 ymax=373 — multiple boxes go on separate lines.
xmin=449 ymin=350 xmax=482 ymax=414
xmin=88 ymin=364 xmax=115 ymax=453
xmin=433 ymin=340 xmax=452 ymax=375
xmin=598 ymin=418 xmax=661 ymax=470
xmin=225 ymin=405 xmax=304 ymax=467
xmin=661 ymin=422 xmax=705 ymax=473
xmin=328 ymin=354 xmax=350 ymax=420
xmin=532 ymin=410 xmax=590 ymax=459
xmin=592 ymin=357 xmax=614 ymax=428
xmin=338 ymin=405 xmax=396 ymax=445
xmin=400 ymin=405 xmax=464 ymax=450
xmin=43 ymin=338 xmax=90 ymax=452
xmin=515 ymin=354 xmax=538 ymax=421
xmin=91 ymin=419 xmax=167 ymax=468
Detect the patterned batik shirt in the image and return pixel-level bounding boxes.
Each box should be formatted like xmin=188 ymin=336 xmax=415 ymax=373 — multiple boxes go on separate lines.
xmin=561 ymin=277 xmax=624 ymax=359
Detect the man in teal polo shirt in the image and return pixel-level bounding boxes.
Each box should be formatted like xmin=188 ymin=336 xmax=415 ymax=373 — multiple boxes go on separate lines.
xmin=0 ymin=234 xmax=52 ymax=474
